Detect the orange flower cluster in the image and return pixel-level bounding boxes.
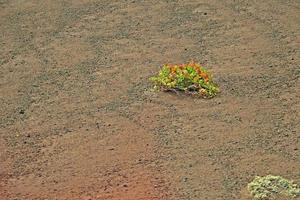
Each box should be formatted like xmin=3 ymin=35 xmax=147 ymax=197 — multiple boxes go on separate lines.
xmin=165 ymin=61 xmax=210 ymax=82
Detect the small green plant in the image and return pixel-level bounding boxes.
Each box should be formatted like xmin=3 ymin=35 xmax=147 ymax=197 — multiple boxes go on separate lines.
xmin=150 ymin=61 xmax=219 ymax=98
xmin=248 ymin=175 xmax=300 ymax=200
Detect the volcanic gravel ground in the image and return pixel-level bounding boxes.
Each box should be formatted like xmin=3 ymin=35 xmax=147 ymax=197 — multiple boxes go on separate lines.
xmin=0 ymin=0 xmax=299 ymax=200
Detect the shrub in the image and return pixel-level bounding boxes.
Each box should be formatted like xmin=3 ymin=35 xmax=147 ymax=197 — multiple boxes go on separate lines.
xmin=150 ymin=62 xmax=219 ymax=98
xmin=247 ymin=175 xmax=300 ymax=199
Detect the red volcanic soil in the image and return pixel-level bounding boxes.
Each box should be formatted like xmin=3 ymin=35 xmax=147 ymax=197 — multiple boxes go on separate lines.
xmin=0 ymin=0 xmax=299 ymax=200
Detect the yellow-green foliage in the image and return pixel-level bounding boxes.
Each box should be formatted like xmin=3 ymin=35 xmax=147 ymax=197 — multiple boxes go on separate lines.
xmin=150 ymin=62 xmax=219 ymax=97
xmin=248 ymin=175 xmax=300 ymax=199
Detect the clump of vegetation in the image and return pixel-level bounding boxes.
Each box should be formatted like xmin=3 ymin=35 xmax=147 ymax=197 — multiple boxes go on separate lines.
xmin=150 ymin=62 xmax=219 ymax=98
xmin=248 ymin=175 xmax=300 ymax=200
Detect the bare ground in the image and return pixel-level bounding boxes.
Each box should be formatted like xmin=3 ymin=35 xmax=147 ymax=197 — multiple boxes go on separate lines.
xmin=0 ymin=0 xmax=300 ymax=200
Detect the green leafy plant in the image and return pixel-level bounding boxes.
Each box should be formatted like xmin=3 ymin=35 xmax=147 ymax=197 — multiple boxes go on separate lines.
xmin=248 ymin=175 xmax=300 ymax=200
xmin=150 ymin=61 xmax=219 ymax=97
